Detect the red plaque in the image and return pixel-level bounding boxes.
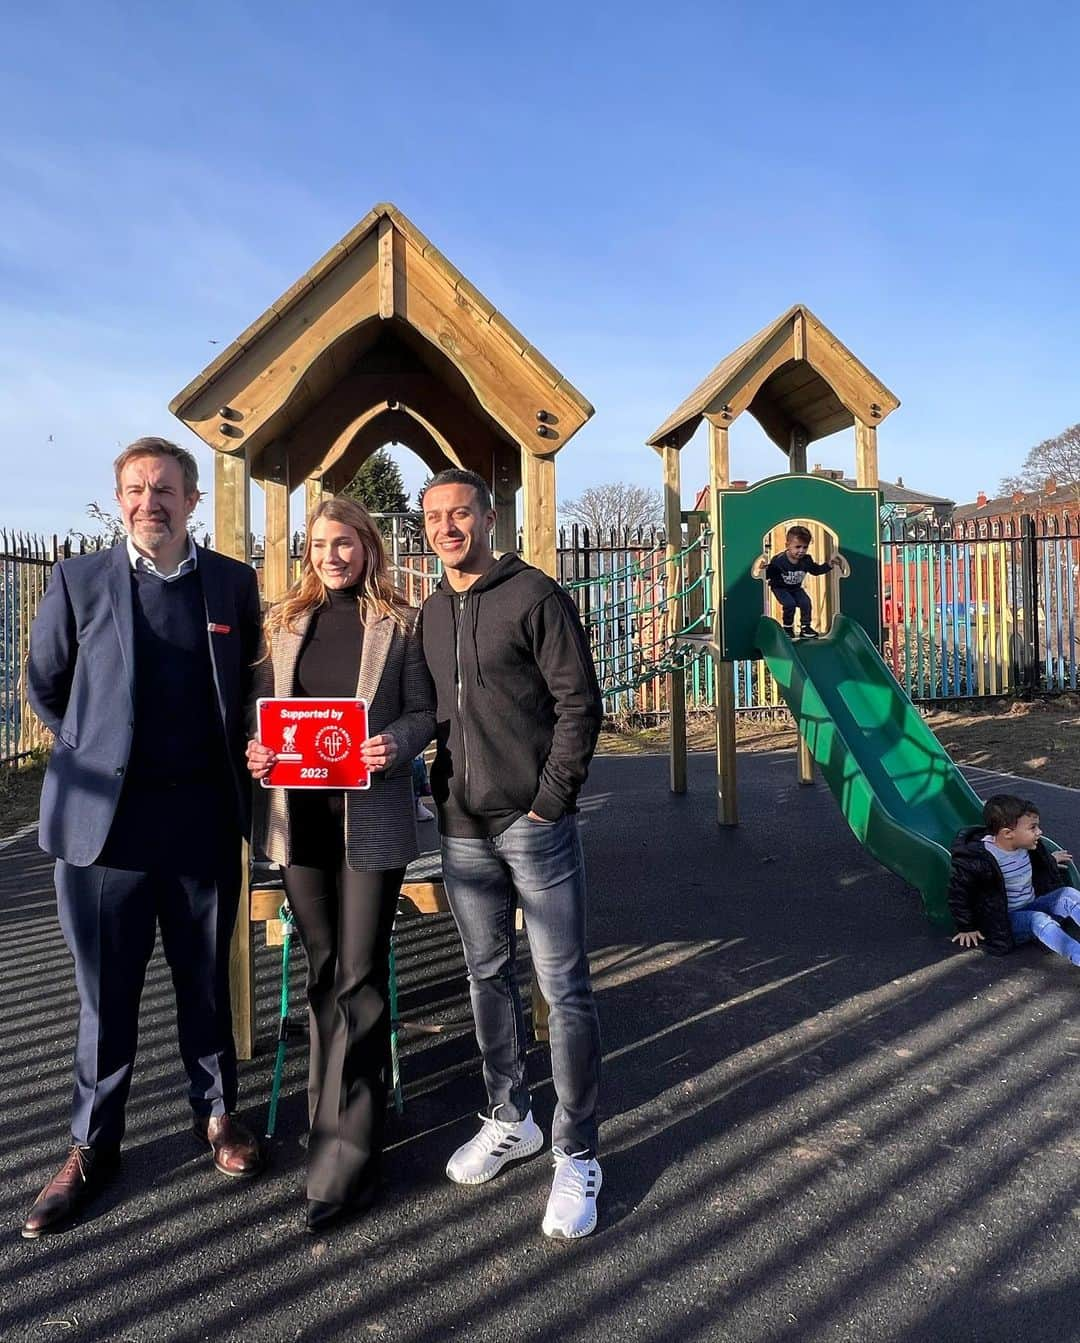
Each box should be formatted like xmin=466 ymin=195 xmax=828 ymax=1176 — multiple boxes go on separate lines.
xmin=257 ymin=698 xmax=370 ymax=790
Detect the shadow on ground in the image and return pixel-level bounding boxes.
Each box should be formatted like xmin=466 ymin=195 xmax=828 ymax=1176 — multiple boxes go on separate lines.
xmin=1 ymin=752 xmax=1078 ymax=1343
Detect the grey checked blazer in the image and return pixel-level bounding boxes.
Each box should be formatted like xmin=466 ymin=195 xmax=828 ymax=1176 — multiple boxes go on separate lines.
xmin=254 ymin=607 xmax=435 ymax=871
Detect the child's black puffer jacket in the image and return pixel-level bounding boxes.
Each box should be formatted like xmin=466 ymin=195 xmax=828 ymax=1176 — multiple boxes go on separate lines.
xmin=947 ymin=826 xmax=1066 ymax=954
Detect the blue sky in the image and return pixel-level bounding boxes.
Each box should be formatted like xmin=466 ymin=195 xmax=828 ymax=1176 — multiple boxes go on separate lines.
xmin=2 ymin=0 xmax=1078 ymax=536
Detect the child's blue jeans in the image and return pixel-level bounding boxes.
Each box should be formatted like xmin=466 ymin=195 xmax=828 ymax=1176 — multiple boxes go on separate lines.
xmin=772 ymin=586 xmax=812 ymax=630
xmin=1009 ymin=887 xmax=1080 ymax=965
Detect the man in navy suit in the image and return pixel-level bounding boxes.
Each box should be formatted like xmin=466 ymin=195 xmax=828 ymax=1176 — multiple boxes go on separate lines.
xmin=22 ymin=438 xmax=264 ymax=1239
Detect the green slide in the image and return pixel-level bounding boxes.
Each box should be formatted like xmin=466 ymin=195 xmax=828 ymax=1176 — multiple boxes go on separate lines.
xmin=756 ymin=613 xmax=1074 ymax=924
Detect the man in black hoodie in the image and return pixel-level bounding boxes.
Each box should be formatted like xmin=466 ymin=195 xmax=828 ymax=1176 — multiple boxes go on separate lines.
xmin=420 ymin=468 xmax=605 ymax=1239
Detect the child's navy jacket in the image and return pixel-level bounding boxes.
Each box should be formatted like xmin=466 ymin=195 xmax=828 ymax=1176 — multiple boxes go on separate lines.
xmin=765 ymin=553 xmax=832 ymax=590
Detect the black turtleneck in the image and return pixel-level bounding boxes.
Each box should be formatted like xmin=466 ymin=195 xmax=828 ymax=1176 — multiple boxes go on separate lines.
xmin=295 ymin=586 xmax=365 ymax=697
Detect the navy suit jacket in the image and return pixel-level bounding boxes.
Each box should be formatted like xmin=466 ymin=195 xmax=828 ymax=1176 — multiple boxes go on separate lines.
xmin=27 ymin=541 xmax=262 ymax=867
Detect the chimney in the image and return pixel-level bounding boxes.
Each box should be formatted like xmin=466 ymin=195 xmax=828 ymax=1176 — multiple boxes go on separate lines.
xmin=1012 ymin=491 xmax=1025 ymax=505
xmin=896 ymin=475 xmax=904 ymax=487
xmin=730 ymin=480 xmax=749 ymax=490
xmin=976 ymin=490 xmax=988 ymax=508
xmin=1045 ymin=477 xmax=1058 ymax=495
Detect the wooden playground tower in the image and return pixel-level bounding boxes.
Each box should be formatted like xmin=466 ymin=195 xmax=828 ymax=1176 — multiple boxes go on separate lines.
xmin=647 ymin=304 xmax=900 ymax=823
xmin=170 ymin=202 xmax=593 ymax=1056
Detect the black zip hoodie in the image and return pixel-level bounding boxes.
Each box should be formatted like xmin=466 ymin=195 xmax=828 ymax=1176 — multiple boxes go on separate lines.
xmin=947 ymin=825 xmax=1066 ymax=955
xmin=420 ymin=554 xmax=603 ymax=838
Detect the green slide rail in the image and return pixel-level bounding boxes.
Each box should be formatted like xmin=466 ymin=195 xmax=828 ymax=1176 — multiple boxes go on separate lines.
xmin=756 ymin=613 xmax=1076 ymax=924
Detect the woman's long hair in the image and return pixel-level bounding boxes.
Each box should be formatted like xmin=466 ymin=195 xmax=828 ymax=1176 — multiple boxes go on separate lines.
xmin=266 ymin=497 xmax=410 ymax=637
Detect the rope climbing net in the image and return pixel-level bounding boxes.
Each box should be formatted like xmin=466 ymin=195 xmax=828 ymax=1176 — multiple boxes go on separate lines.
xmin=564 ymin=528 xmax=715 ymax=708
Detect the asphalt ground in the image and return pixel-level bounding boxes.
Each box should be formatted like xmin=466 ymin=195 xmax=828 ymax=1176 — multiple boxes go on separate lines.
xmin=1 ymin=751 xmax=1078 ymax=1343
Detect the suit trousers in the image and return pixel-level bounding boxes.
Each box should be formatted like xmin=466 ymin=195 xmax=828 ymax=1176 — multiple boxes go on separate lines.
xmin=56 ymin=839 xmax=241 ymax=1151
xmin=283 ymin=793 xmax=405 ymax=1206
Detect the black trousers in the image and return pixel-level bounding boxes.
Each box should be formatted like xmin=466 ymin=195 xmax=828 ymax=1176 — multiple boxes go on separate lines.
xmin=284 ymin=792 xmax=405 ymax=1206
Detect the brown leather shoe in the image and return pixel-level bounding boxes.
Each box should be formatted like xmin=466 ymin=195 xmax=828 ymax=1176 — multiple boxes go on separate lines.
xmin=193 ymin=1114 xmax=263 ymax=1178
xmin=21 ymin=1144 xmax=120 ymax=1239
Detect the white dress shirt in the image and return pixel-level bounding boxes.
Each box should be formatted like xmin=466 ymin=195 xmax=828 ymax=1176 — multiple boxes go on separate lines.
xmin=126 ymin=534 xmax=198 ymax=582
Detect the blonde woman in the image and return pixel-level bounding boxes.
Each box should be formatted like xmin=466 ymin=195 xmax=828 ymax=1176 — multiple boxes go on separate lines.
xmin=246 ymin=498 xmax=434 ymax=1232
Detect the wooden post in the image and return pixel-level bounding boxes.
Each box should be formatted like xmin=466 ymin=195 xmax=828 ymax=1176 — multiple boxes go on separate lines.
xmin=788 ymin=427 xmax=814 ymax=785
xmin=708 ymin=420 xmax=738 ymax=826
xmin=788 ymin=425 xmax=808 ymax=474
xmin=521 ymin=450 xmax=557 ymax=577
xmin=662 ymin=445 xmax=687 ymax=794
xmin=304 ymin=476 xmax=324 ymax=525
xmin=855 ymin=420 xmax=879 ymax=488
xmin=493 ymin=461 xmax=517 ymax=556
xmin=521 ymin=446 xmax=557 ymax=1040
xmin=214 ymin=450 xmax=255 ymax=1060
xmin=263 ymin=464 xmax=291 ymax=604
xmin=214 ymin=449 xmax=250 ymax=561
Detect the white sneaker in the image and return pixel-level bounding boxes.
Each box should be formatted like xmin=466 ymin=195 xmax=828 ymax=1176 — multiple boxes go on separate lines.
xmin=415 ymin=799 xmax=435 ymax=822
xmin=542 ymin=1147 xmax=602 ymax=1239
xmin=445 ymin=1109 xmax=544 ymax=1185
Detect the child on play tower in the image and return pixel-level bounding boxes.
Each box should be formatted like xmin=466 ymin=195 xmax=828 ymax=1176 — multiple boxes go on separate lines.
xmin=764 ymin=525 xmax=838 ymax=639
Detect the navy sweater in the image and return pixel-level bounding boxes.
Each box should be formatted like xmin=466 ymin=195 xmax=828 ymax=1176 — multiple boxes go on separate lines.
xmin=765 ymin=552 xmax=832 ymax=589
xmin=127 ymin=568 xmax=223 ymax=784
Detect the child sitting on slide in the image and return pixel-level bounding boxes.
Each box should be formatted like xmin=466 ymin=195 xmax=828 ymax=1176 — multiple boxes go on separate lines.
xmin=948 ymin=793 xmax=1080 ymax=964
xmin=764 ymin=525 xmax=837 ymax=639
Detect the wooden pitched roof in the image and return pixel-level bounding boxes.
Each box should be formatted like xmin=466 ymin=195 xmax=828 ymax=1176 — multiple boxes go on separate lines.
xmin=647 ymin=304 xmax=899 ymax=454
xmin=169 ymin=202 xmax=593 ymax=466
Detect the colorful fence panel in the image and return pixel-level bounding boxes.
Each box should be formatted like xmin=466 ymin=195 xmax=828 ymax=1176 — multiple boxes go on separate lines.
xmin=6 ymin=511 xmax=1080 ymax=762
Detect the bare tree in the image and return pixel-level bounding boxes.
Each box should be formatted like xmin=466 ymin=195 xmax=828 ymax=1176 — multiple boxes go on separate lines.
xmin=68 ymin=501 xmax=209 ymax=548
xmin=68 ymin=502 xmax=126 ymax=547
xmin=998 ymin=423 xmax=1080 ymax=502
xmin=560 ymin=482 xmax=663 ymax=537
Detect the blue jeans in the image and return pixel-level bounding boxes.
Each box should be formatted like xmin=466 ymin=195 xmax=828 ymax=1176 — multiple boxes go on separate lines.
xmin=441 ymin=814 xmax=601 ymax=1154
xmin=1009 ymin=887 xmax=1080 ymax=965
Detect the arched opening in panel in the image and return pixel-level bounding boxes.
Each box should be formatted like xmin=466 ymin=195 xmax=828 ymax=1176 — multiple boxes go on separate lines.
xmin=753 ymin=516 xmax=848 ymax=637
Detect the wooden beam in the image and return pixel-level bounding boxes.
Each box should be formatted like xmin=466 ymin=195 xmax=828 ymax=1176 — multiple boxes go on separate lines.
xmin=704 ymin=323 xmax=795 ymax=425
xmin=521 ymin=451 xmax=556 ymax=576
xmin=855 ymin=420 xmax=879 ymax=488
xmin=274 ymin=369 xmax=481 ymax=485
xmin=662 ymin=445 xmax=686 ymax=795
xmin=398 ymin=882 xmax=450 ymax=915
xmin=708 ymin=422 xmax=737 ymax=826
xmin=378 ymin=217 xmax=395 ymax=319
xmin=397 ymin=239 xmax=590 ymax=454
xmin=804 ymin=319 xmax=897 ymax=429
xmin=177 ymin=234 xmax=382 ymax=454
xmin=256 ymin=878 xmax=453 ymax=920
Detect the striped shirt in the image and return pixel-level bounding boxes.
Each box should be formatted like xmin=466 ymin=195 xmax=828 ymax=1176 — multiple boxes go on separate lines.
xmin=983 ymin=837 xmax=1035 ymax=910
